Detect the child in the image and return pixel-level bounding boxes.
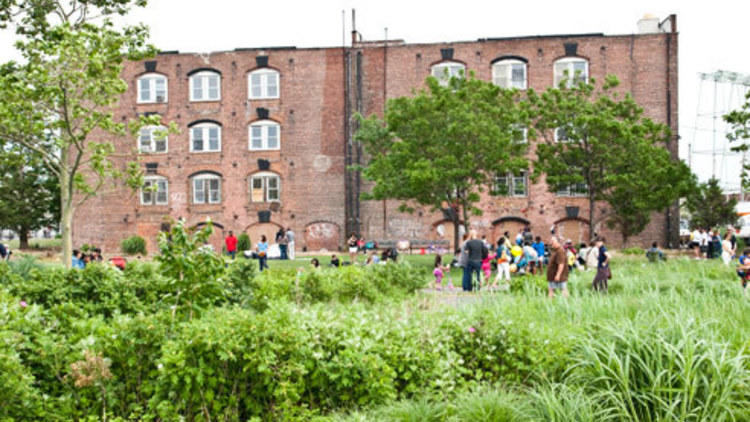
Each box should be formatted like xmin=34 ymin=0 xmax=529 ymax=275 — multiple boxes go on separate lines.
xmin=736 ymin=249 xmax=750 ymax=295
xmin=493 ymin=238 xmax=511 ymax=290
xmin=434 ymin=254 xmax=447 ymax=291
xmin=481 ymin=250 xmax=496 ymax=285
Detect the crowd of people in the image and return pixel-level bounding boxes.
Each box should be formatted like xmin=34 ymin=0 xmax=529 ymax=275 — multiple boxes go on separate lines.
xmin=435 ymin=226 xmax=612 ymax=298
xmin=71 ymin=248 xmax=104 ymax=269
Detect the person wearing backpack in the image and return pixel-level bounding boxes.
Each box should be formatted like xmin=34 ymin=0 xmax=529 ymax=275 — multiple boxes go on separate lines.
xmin=491 ymin=237 xmax=511 ymax=290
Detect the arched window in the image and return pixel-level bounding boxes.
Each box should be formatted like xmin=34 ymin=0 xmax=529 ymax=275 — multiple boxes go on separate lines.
xmin=492 ymin=59 xmax=527 ymax=89
xmin=190 ymin=122 xmax=221 ymax=152
xmin=553 ymin=57 xmax=588 ymax=87
xmin=137 ymin=73 xmax=167 ymax=103
xmin=138 ymin=125 xmax=168 ymax=153
xmin=250 ymin=172 xmax=280 ymax=202
xmin=189 ymin=70 xmax=221 ymax=101
xmin=141 ymin=176 xmax=168 ymax=205
xmin=248 ymin=68 xmax=280 ymax=99
xmin=249 ymin=120 xmax=280 ymax=151
xmin=192 ymin=173 xmax=221 ymax=204
xmin=430 ymin=61 xmax=465 ymax=86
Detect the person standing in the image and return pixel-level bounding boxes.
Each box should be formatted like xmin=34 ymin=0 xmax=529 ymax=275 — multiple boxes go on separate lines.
xmin=461 ymin=230 xmax=486 ymax=292
xmin=286 ymin=227 xmax=296 ymax=260
xmin=277 ymin=228 xmax=288 ymax=260
xmin=493 ymin=237 xmax=511 ymax=289
xmin=690 ymin=227 xmax=701 ymax=259
xmin=257 ymin=235 xmax=269 ymax=271
xmin=721 ymin=231 xmax=733 ymax=266
xmin=592 ymin=238 xmax=611 ymax=292
xmin=225 ymin=230 xmax=238 ymax=260
xmin=347 ymin=234 xmax=358 ymax=264
xmin=532 ymin=236 xmax=545 ymax=270
xmin=546 ymin=237 xmax=569 ymax=298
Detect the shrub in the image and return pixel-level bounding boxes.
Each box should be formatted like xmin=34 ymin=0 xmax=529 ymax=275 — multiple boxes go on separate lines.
xmin=121 ymin=236 xmax=147 ymax=255
xmin=237 ymin=233 xmax=251 ymax=252
xmin=620 ymin=246 xmax=645 ymax=255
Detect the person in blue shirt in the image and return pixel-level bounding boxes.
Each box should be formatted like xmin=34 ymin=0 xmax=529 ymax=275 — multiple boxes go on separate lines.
xmin=592 ymin=238 xmax=611 ymax=292
xmin=256 ymin=235 xmax=269 ymax=271
xmin=532 ymin=236 xmax=546 ymax=269
xmin=736 ymin=249 xmax=750 ymax=296
xmin=71 ymin=249 xmax=85 ymax=269
xmin=646 ymin=242 xmax=665 ymax=261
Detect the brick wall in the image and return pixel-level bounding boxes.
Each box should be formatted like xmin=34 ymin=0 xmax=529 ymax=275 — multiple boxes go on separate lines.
xmin=73 ymin=23 xmax=679 ymax=254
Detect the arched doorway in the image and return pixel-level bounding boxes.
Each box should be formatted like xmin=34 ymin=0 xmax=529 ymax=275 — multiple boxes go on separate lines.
xmin=554 ymin=217 xmax=590 ymax=245
xmin=304 ymin=221 xmax=340 ymax=251
xmin=245 ymin=222 xmax=283 ymax=250
xmin=491 ymin=216 xmax=530 ymax=244
xmin=191 ymin=221 xmax=226 ymax=253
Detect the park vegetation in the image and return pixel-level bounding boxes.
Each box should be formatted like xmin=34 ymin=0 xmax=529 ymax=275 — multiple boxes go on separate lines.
xmin=1 ymin=222 xmax=748 ymax=420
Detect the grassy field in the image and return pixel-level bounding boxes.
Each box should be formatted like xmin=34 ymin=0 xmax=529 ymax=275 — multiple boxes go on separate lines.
xmin=4 ymin=237 xmax=61 ymax=250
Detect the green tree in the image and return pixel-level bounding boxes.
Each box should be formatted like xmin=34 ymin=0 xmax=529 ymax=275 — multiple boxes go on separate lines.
xmin=0 ymin=1 xmax=167 ymax=267
xmin=355 ymin=74 xmax=529 ymax=251
xmin=685 ymin=178 xmax=737 ymax=230
xmin=0 ymin=141 xmax=59 ymax=249
xmin=528 ymin=75 xmax=690 ymax=243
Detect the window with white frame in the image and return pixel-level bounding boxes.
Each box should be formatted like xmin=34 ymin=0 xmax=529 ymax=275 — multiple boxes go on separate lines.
xmin=554 ymin=126 xmax=575 ymax=143
xmin=249 ymin=121 xmax=280 ymax=150
xmin=250 ymin=172 xmax=280 ymax=202
xmin=190 ymin=123 xmax=221 ymax=152
xmin=137 ymin=73 xmax=167 ymax=103
xmin=495 ymin=170 xmax=528 ymax=197
xmin=138 ymin=126 xmax=168 ymax=153
xmin=492 ymin=59 xmax=527 ymax=89
xmin=141 ymin=176 xmax=168 ymax=205
xmin=431 ymin=61 xmax=465 ymax=86
xmin=554 ymin=58 xmax=588 ymax=87
xmin=189 ymin=71 xmax=221 ymax=101
xmin=511 ymin=125 xmax=528 ymax=144
xmin=248 ymin=69 xmax=280 ymax=99
xmin=192 ymin=173 xmax=221 ymax=204
xmin=557 ymin=181 xmax=588 ymax=197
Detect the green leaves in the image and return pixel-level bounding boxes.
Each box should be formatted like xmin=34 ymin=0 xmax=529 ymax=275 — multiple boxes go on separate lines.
xmin=685 ymin=177 xmax=737 ymax=229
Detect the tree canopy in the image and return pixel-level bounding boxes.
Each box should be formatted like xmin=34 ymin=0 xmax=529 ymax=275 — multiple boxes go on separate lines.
xmin=0 ymin=1 xmax=163 ymax=266
xmin=355 ymin=74 xmax=530 ymax=250
xmin=528 ymin=75 xmax=692 ymax=244
xmin=685 ymin=177 xmax=737 ymax=230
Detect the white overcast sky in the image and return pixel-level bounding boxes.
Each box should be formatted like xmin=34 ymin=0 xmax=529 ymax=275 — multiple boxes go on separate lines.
xmin=1 ymin=0 xmax=749 ymax=190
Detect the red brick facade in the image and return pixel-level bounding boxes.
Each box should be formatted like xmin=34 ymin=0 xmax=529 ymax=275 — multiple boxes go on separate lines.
xmin=73 ymin=16 xmax=679 ymax=254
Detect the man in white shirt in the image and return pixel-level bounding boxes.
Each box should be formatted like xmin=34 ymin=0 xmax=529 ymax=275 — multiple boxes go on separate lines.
xmin=690 ymin=228 xmax=701 ymax=259
xmin=286 ymin=227 xmax=296 ymax=260
xmin=699 ymin=228 xmax=709 ymax=259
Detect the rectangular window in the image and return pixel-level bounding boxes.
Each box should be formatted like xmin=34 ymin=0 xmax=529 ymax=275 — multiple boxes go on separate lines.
xmin=251 ymin=126 xmax=263 ymax=149
xmin=193 ymin=178 xmax=205 ymax=203
xmin=138 ymin=126 xmax=168 ymax=154
xmin=495 ymin=171 xmax=527 ymax=197
xmin=250 ymin=175 xmax=280 ymax=202
xmin=155 ymin=78 xmax=166 ymax=102
xmin=251 ymin=177 xmax=264 ymax=202
xmin=249 ymin=123 xmax=281 ymax=150
xmin=267 ymin=73 xmax=279 ymax=97
xmin=193 ymin=176 xmax=221 ymax=204
xmin=139 ymin=128 xmax=152 ymax=152
xmin=557 ymin=180 xmax=588 ymax=197
xmin=192 ymin=127 xmax=204 ymax=151
xmin=267 ymin=125 xmax=279 ymax=149
xmin=139 ymin=79 xmax=150 ymax=102
xmin=141 ymin=178 xmax=168 ymax=205
xmin=208 ymin=127 xmax=219 ymax=151
xmin=190 ymin=72 xmax=220 ymax=101
xmin=511 ymin=64 xmax=525 ymax=89
xmin=251 ymin=74 xmax=262 ymax=98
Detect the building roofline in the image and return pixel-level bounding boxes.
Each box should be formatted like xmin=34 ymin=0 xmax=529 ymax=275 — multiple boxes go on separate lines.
xmin=148 ymin=30 xmax=677 ymax=58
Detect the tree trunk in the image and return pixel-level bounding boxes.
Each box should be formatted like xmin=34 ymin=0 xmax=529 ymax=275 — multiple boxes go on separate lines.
xmin=60 ymin=167 xmax=73 ymax=269
xmin=588 ymin=193 xmax=595 ymax=242
xmin=453 ymin=214 xmax=460 ymax=254
xmin=18 ymin=228 xmax=29 ymax=250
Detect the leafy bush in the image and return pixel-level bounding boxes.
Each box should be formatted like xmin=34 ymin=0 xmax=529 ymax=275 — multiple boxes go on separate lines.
xmin=620 ymin=246 xmax=645 ymax=255
xmin=237 ymin=233 xmax=251 ymax=251
xmin=121 ymin=235 xmax=147 ymax=255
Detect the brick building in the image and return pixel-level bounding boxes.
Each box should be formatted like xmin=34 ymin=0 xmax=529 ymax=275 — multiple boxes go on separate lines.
xmin=73 ymin=14 xmax=679 ymax=254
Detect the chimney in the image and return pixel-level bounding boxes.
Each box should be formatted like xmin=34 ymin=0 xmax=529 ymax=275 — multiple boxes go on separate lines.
xmin=637 ymin=13 xmax=660 ymax=34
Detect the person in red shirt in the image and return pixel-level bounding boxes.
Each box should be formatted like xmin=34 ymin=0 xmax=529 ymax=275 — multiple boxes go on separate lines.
xmin=225 ymin=230 xmax=238 ymax=260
